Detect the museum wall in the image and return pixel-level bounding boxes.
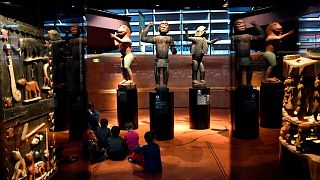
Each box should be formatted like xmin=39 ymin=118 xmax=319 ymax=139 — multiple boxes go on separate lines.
xmin=86 ymin=53 xmax=266 ymax=111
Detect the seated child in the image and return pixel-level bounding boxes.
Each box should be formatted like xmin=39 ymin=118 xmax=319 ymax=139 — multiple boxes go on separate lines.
xmin=107 ymin=126 xmax=128 ymax=161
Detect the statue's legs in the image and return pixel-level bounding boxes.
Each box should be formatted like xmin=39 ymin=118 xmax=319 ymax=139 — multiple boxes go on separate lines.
xmin=199 ymin=61 xmax=205 ymax=83
xmin=245 ymin=65 xmax=253 ymax=86
xmin=163 ymin=67 xmax=169 ymax=87
xmin=236 ymin=63 xmax=243 ymax=86
xmin=192 ymin=60 xmax=199 ymax=83
xmin=155 ymin=66 xmax=161 ymax=88
xmin=263 ymin=51 xmax=277 ymax=80
xmin=123 ymin=53 xmax=135 ymax=83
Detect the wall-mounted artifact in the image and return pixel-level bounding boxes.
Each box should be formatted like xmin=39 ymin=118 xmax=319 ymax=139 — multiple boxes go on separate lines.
xmin=42 ymin=58 xmax=52 ymax=90
xmin=25 ymin=151 xmax=35 ymax=180
xmin=312 ymin=74 xmax=320 ymax=121
xmin=11 ymin=150 xmax=27 ymax=180
xmin=110 ymin=24 xmax=136 ymax=88
xmin=18 ymin=38 xmax=43 ymax=61
xmin=141 ymin=21 xmax=177 ymax=90
xmin=21 ymin=123 xmax=45 ymax=141
xmin=5 ymin=127 xmax=14 ymax=140
xmin=48 ymin=112 xmax=55 ymax=131
xmin=3 ymin=43 xmax=22 ymax=102
xmin=1 ymin=28 xmax=9 ymax=41
xmin=3 ymin=96 xmax=13 ymax=108
xmin=16 ymin=78 xmax=41 ymax=102
xmin=184 ymin=26 xmax=220 ymax=87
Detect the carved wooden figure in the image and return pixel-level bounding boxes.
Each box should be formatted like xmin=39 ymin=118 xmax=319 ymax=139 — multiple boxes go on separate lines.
xmin=283 ymin=77 xmax=295 ymax=110
xmin=312 ymin=75 xmax=320 ymax=121
xmin=110 ymin=24 xmax=136 ymax=86
xmin=42 ymin=58 xmax=52 ymax=89
xmin=264 ymin=22 xmax=294 ymax=81
xmin=184 ymin=26 xmax=220 ymax=87
xmin=3 ymin=96 xmax=13 ymax=108
xmin=3 ymin=43 xmax=22 ymax=102
xmin=141 ymin=21 xmax=177 ymax=89
xmin=16 ymin=78 xmax=41 ymax=101
xmin=11 ymin=150 xmax=27 ymax=180
xmin=25 ymin=152 xmax=35 ymax=180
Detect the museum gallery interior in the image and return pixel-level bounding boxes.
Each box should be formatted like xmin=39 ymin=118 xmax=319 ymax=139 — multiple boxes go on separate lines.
xmin=1 ymin=0 xmax=320 ymax=179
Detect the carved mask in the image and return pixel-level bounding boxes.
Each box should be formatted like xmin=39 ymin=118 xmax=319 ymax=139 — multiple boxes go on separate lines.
xmin=159 ymin=21 xmax=169 ymax=35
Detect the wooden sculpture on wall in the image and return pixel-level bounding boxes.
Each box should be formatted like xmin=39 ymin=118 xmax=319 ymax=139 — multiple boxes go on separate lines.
xmin=16 ymin=78 xmax=41 ymax=102
xmin=11 ymin=150 xmax=27 ymax=180
xmin=3 ymin=43 xmax=22 ymax=102
xmin=18 ymin=38 xmax=42 ymax=61
xmin=3 ymin=96 xmax=13 ymax=108
xmin=25 ymin=152 xmax=35 ymax=180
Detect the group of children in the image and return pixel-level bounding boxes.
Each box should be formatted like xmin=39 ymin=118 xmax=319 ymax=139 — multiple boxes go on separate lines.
xmin=83 ymin=111 xmax=162 ymax=174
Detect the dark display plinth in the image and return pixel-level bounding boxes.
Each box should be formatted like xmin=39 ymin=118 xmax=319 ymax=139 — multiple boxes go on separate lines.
xmin=232 ymin=86 xmax=259 ymax=139
xmin=260 ymin=81 xmax=284 ymax=128
xmin=117 ymin=88 xmax=138 ymax=130
xmin=189 ymin=87 xmax=210 ymax=129
xmin=149 ymin=91 xmax=174 ymax=140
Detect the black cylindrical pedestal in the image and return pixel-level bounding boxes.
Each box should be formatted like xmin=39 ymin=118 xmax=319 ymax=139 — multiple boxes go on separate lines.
xmin=189 ymin=87 xmax=210 ymax=129
xmin=260 ymin=81 xmax=284 ymax=128
xmin=117 ymin=88 xmax=138 ymax=130
xmin=232 ymin=86 xmax=259 ymax=139
xmin=149 ymin=91 xmax=174 ymax=140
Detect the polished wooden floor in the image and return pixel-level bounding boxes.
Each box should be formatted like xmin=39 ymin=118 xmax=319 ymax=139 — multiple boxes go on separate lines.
xmin=52 ymin=108 xmax=308 ymax=180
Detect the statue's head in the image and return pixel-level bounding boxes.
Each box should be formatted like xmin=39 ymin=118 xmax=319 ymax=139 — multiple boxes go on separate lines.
xmin=234 ymin=19 xmax=246 ymax=32
xmin=195 ymin=26 xmax=206 ymax=37
xmin=48 ymin=29 xmax=61 ymax=41
xmin=266 ymin=22 xmax=283 ymax=36
xmin=71 ymin=24 xmax=80 ymax=36
xmin=117 ymin=24 xmax=131 ymax=38
xmin=159 ymin=20 xmax=169 ymax=35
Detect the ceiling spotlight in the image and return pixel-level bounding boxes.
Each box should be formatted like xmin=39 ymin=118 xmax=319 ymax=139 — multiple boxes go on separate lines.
xmin=222 ymin=2 xmax=228 ymax=8
xmin=155 ymin=4 xmax=160 ymax=7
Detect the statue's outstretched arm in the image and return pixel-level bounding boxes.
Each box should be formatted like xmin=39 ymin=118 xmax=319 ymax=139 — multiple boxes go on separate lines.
xmin=250 ymin=21 xmax=265 ymax=40
xmin=140 ymin=22 xmax=155 ymax=43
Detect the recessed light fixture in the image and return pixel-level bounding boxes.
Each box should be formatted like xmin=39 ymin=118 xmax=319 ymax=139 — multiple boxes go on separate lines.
xmin=222 ymin=2 xmax=228 ymax=8
xmin=155 ymin=4 xmax=160 ymax=7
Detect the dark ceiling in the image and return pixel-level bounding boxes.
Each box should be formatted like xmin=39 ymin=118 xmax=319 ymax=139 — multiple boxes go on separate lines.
xmin=0 ymin=0 xmax=319 ymax=27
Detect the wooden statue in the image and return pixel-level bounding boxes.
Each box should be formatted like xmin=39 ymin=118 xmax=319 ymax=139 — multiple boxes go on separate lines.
xmin=16 ymin=78 xmax=41 ymax=101
xmin=264 ymin=22 xmax=294 ymax=82
xmin=110 ymin=24 xmax=136 ymax=87
xmin=232 ymin=19 xmax=264 ymax=86
xmin=184 ymin=26 xmax=220 ymax=87
xmin=141 ymin=21 xmax=177 ymax=90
